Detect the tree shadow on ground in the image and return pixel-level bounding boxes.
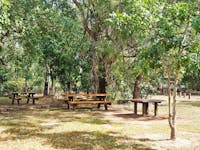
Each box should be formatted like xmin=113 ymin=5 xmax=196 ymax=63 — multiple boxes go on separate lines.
xmin=178 ymin=101 xmax=200 ymax=107
xmin=114 ymin=113 xmax=167 ymax=121
xmin=1 ymin=125 xmax=53 ymax=141
xmin=38 ymin=131 xmax=154 ymax=150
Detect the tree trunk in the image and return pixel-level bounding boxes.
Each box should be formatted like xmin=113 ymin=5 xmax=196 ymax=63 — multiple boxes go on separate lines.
xmin=171 ymin=69 xmax=179 ymax=140
xmin=133 ymin=75 xmax=142 ymax=99
xmin=90 ymin=52 xmax=99 ymax=93
xmin=167 ymin=70 xmax=173 ymax=139
xmin=50 ymin=77 xmax=55 ymax=96
xmin=167 ymin=68 xmax=179 ymax=140
xmin=66 ymin=81 xmax=71 ymax=93
xmin=43 ymin=65 xmax=50 ymax=96
xmin=98 ymin=67 xmax=107 ymax=93
xmin=24 ymin=79 xmax=28 ymax=92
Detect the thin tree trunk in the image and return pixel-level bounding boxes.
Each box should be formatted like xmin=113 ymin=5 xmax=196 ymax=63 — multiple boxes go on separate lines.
xmin=171 ymin=69 xmax=179 ymax=140
xmin=167 ymin=68 xmax=179 ymax=140
xmin=167 ymin=70 xmax=173 ymax=134
xmin=43 ymin=65 xmax=50 ymax=96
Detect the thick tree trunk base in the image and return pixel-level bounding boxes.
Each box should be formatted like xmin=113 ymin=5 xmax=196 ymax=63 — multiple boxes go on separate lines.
xmin=170 ymin=127 xmax=176 ymax=140
xmin=133 ymin=75 xmax=142 ymax=99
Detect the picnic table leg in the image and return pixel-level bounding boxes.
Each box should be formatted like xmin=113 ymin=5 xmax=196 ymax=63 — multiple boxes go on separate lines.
xmin=17 ymin=99 xmax=20 ymax=105
xmin=67 ymin=103 xmax=70 ymax=109
xmin=104 ymin=103 xmax=108 ymax=110
xmin=97 ymin=103 xmax=101 ymax=109
xmin=134 ymin=102 xmax=137 ymax=115
xmin=154 ymin=102 xmax=158 ymax=116
xmin=142 ymin=103 xmax=149 ymax=116
xmin=146 ymin=103 xmax=149 ymax=115
xmin=27 ymin=98 xmax=29 ymax=104
xmin=72 ymin=104 xmax=76 ymax=110
xmin=12 ymin=98 xmax=14 ymax=105
xmin=64 ymin=101 xmax=70 ymax=109
xmin=32 ymin=98 xmax=35 ymax=105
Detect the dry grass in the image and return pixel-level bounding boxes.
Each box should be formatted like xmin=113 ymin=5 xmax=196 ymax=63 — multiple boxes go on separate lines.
xmin=0 ymin=96 xmax=200 ymax=150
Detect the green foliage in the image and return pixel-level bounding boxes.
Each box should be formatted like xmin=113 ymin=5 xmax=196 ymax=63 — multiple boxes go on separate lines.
xmin=0 ymin=0 xmax=10 ymax=31
xmin=0 ymin=0 xmax=199 ymax=96
xmin=192 ymin=15 xmax=200 ymax=33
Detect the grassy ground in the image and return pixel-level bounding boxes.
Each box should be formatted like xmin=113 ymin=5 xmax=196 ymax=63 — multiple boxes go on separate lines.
xmin=0 ymin=96 xmax=200 ymax=150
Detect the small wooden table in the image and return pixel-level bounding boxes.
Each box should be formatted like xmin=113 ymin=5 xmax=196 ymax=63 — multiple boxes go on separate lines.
xmin=27 ymin=92 xmax=36 ymax=104
xmin=131 ymin=99 xmax=163 ymax=116
xmin=11 ymin=92 xmax=21 ymax=105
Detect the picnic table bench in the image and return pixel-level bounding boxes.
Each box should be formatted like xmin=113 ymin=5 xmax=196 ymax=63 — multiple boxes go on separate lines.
xmin=131 ymin=99 xmax=163 ymax=116
xmin=68 ymin=100 xmax=112 ymax=110
xmin=59 ymin=93 xmax=112 ymax=110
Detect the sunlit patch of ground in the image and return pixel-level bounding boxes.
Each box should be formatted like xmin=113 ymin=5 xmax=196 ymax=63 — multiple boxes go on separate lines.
xmin=0 ymin=95 xmax=200 ymax=150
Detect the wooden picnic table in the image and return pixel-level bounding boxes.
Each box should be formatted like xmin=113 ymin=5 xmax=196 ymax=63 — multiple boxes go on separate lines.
xmin=131 ymin=99 xmax=163 ymax=116
xmin=27 ymin=92 xmax=44 ymax=104
xmin=26 ymin=92 xmax=36 ymax=104
xmin=9 ymin=92 xmax=43 ymax=105
xmin=60 ymin=93 xmax=112 ymax=110
xmin=10 ymin=92 xmax=21 ymax=105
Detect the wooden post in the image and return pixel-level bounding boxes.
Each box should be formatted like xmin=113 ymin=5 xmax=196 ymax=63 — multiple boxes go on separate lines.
xmin=188 ymin=93 xmax=191 ymax=99
xmin=134 ymin=102 xmax=137 ymax=114
xmin=65 ymin=101 xmax=70 ymax=109
xmin=12 ymin=98 xmax=14 ymax=105
xmin=97 ymin=103 xmax=101 ymax=108
xmin=104 ymin=103 xmax=108 ymax=110
xmin=27 ymin=98 xmax=29 ymax=104
xmin=146 ymin=103 xmax=149 ymax=115
xmin=154 ymin=102 xmax=158 ymax=116
xmin=183 ymin=92 xmax=186 ymax=98
xmin=17 ymin=99 xmax=20 ymax=105
xmin=32 ymin=98 xmax=35 ymax=105
xmin=72 ymin=104 xmax=76 ymax=110
xmin=142 ymin=103 xmax=149 ymax=116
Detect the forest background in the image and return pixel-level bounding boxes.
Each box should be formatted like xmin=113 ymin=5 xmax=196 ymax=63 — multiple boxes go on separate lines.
xmin=0 ymin=0 xmax=199 ymax=99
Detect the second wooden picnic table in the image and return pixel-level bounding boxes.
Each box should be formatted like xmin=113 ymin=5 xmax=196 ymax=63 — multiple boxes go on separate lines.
xmin=11 ymin=92 xmax=21 ymax=105
xmin=131 ymin=99 xmax=163 ymax=116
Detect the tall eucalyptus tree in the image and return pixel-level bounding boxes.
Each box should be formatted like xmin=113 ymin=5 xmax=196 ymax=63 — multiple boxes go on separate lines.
xmin=72 ymin=0 xmax=118 ymax=93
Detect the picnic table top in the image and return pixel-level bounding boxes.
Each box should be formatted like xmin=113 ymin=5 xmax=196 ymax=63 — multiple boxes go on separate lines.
xmin=131 ymin=99 xmax=164 ymax=103
xmin=12 ymin=92 xmax=36 ymax=94
xmin=62 ymin=93 xmax=112 ymax=97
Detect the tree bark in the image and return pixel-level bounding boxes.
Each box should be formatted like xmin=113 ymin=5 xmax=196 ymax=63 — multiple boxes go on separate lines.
xmin=43 ymin=65 xmax=50 ymax=96
xmin=98 ymin=66 xmax=107 ymax=93
xmin=171 ymin=68 xmax=179 ymax=140
xmin=133 ymin=75 xmax=142 ymax=99
xmin=167 ymin=68 xmax=179 ymax=140
xmin=167 ymin=70 xmax=173 ymax=139
xmin=50 ymin=77 xmax=55 ymax=96
xmin=73 ymin=0 xmax=108 ymax=94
